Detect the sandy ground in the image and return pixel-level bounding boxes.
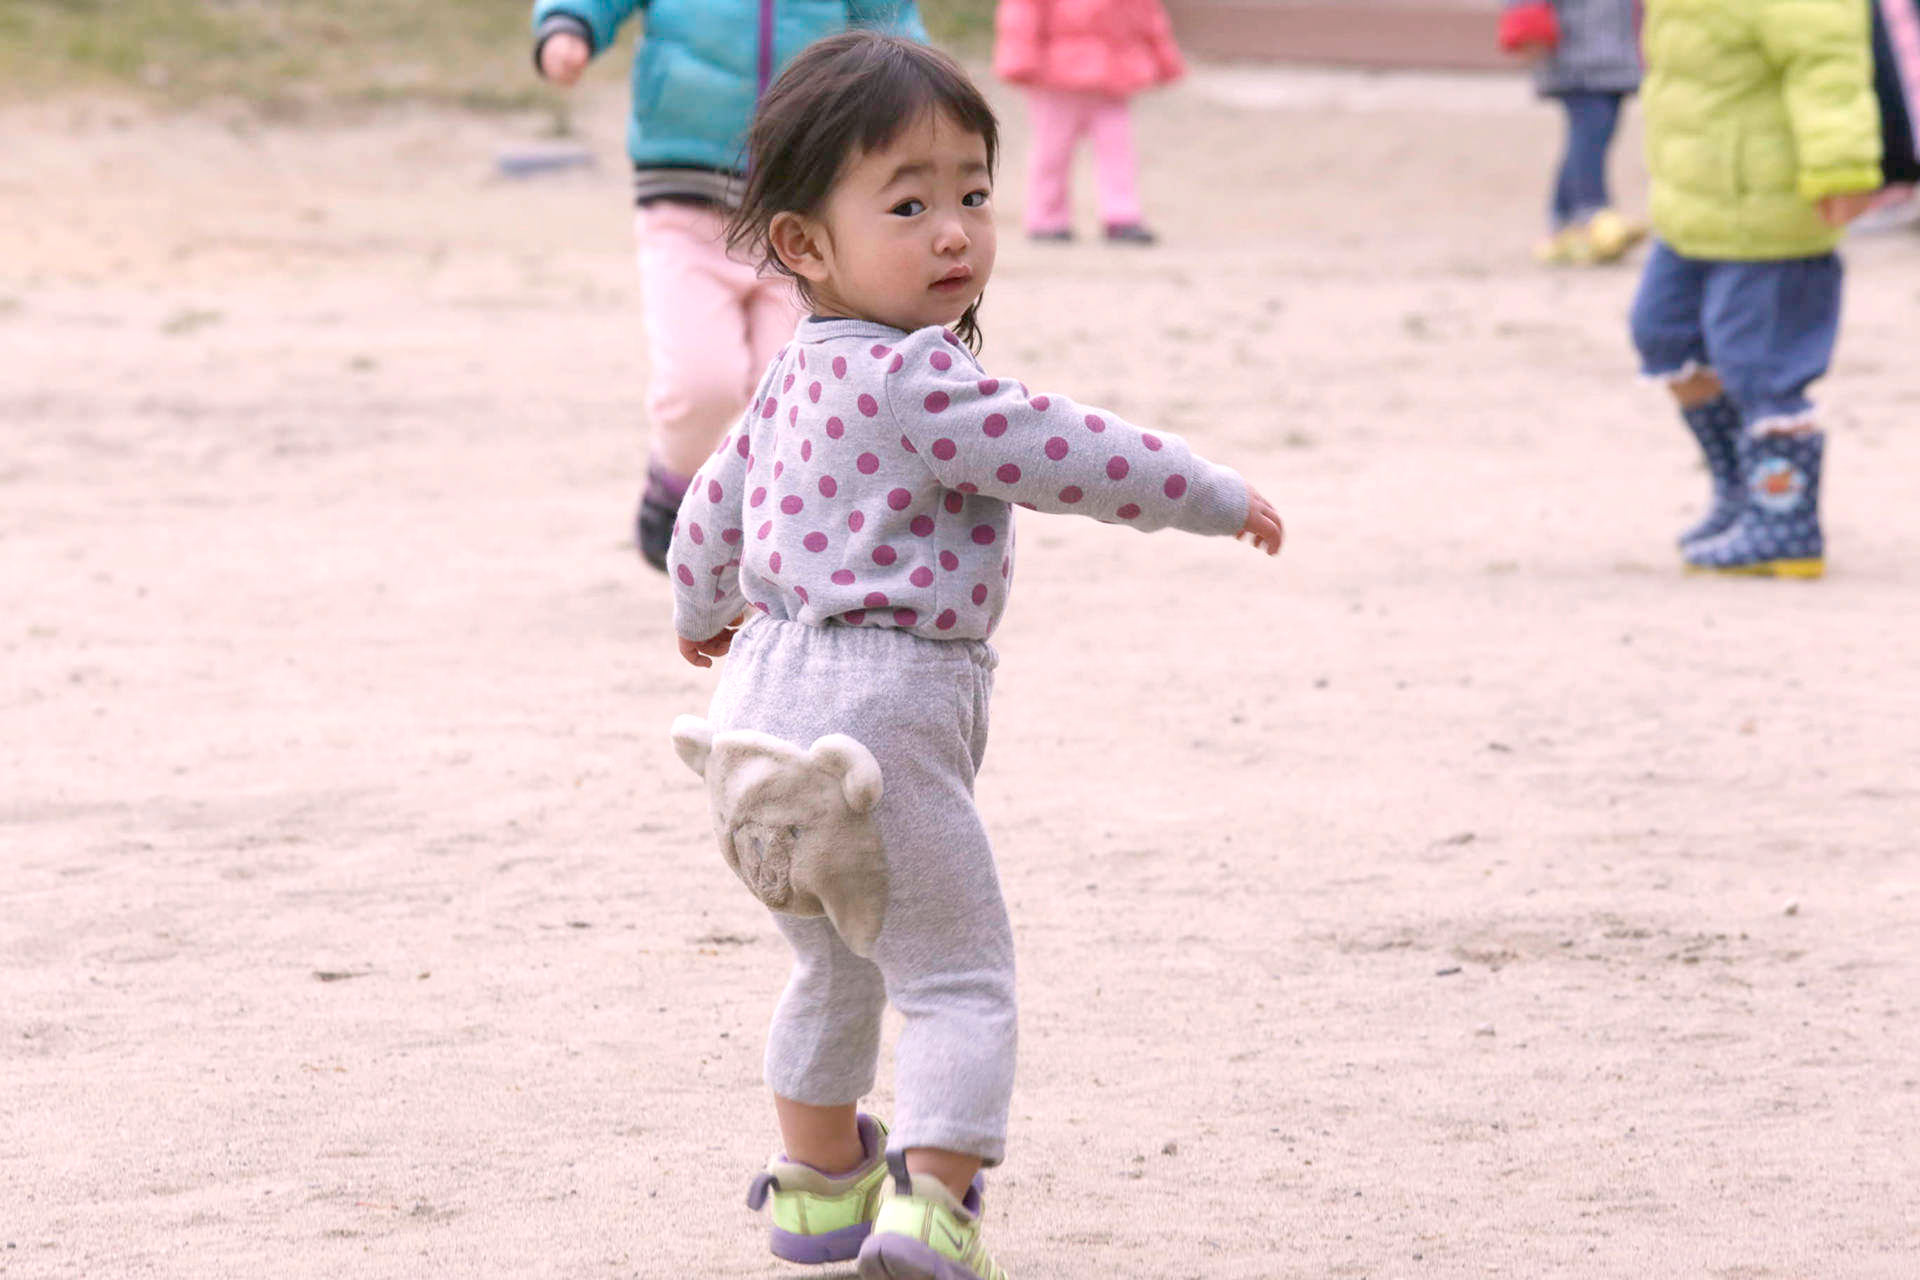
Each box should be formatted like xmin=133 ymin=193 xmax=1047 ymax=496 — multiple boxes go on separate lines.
xmin=4 ymin=64 xmax=1919 ymax=1280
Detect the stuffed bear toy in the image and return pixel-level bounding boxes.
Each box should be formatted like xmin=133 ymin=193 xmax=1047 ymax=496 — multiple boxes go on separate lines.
xmin=669 ymin=716 xmax=889 ymax=957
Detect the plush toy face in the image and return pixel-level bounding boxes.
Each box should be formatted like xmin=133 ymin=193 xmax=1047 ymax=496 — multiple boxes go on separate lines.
xmin=671 ymin=716 xmax=889 ymax=957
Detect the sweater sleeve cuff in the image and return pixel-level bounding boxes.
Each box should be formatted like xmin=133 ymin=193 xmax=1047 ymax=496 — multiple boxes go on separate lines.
xmin=532 ymin=13 xmax=594 ymax=73
xmin=1798 ymin=165 xmax=1882 ymax=202
xmin=1186 ymin=462 xmax=1250 ymax=537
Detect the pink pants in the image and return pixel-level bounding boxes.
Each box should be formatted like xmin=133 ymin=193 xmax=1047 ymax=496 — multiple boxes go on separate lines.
xmin=1022 ymin=87 xmax=1143 ymax=233
xmin=634 ymin=201 xmax=802 ymax=480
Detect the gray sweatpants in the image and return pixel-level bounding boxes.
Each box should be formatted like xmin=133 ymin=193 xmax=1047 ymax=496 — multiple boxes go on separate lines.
xmin=708 ymin=617 xmax=1015 ymax=1165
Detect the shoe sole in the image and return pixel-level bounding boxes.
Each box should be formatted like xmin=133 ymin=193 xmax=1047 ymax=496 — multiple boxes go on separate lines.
xmin=857 ymin=1233 xmax=979 ymax=1280
xmin=771 ymin=1221 xmax=871 ymax=1265
xmin=1684 ymin=558 xmax=1825 ymax=579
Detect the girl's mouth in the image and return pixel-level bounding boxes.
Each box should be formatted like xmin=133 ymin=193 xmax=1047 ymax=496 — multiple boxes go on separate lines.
xmin=931 ymin=265 xmax=973 ymax=292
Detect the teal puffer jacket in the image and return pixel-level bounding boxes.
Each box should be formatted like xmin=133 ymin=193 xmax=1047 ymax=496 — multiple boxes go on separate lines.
xmin=533 ymin=0 xmax=926 ymax=173
xmin=1642 ymin=0 xmax=1882 ymax=260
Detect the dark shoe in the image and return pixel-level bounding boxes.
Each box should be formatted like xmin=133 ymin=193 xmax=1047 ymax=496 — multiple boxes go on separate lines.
xmin=635 ymin=489 xmax=679 ymax=573
xmin=1676 ymin=394 xmax=1745 ymax=549
xmin=1027 ymin=228 xmax=1073 ymax=243
xmin=1684 ymin=430 xmax=1824 ymax=578
xmin=1103 ymin=222 xmax=1157 ymax=245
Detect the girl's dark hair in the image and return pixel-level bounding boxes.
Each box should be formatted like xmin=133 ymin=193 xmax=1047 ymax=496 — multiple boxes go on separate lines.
xmin=727 ymin=32 xmax=1000 ymax=351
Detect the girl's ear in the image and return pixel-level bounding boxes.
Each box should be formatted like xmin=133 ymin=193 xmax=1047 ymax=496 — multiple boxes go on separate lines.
xmin=769 ymin=211 xmax=832 ymax=286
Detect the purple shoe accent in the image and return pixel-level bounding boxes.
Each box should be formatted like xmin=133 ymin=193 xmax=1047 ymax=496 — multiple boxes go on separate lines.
xmin=645 ymin=461 xmax=691 ymax=505
xmin=857 ymin=1232 xmax=974 ymax=1280
xmin=746 ymin=1171 xmax=778 ymax=1211
xmin=771 ymin=1220 xmax=872 ymax=1265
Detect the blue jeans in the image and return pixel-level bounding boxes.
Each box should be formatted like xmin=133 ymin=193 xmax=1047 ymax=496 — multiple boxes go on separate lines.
xmin=1551 ymin=91 xmax=1623 ymax=228
xmin=1629 ymin=240 xmax=1845 ymax=426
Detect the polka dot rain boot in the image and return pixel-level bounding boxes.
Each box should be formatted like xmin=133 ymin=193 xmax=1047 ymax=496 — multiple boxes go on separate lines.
xmin=1683 ymin=429 xmax=1825 ymax=578
xmin=745 ymin=1113 xmax=892 ymax=1265
xmin=1677 ymin=394 xmax=1746 ymax=549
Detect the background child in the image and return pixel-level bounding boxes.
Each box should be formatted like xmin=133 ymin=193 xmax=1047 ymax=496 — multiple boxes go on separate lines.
xmin=991 ymin=0 xmax=1185 ymax=244
xmin=530 ymin=0 xmax=925 ymax=571
xmin=669 ymin=33 xmax=1281 ymax=1280
xmin=1629 ymin=0 xmax=1881 ymax=576
xmin=1498 ymin=0 xmax=1646 ymax=263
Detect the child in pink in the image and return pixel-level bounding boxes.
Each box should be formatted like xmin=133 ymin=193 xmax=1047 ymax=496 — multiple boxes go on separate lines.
xmin=992 ymin=0 xmax=1185 ymax=244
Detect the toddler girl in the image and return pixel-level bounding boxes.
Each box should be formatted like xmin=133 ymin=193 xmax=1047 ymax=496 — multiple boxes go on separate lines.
xmin=992 ymin=0 xmax=1185 ymax=244
xmin=1631 ymin=0 xmax=1880 ymax=576
xmin=1498 ymin=0 xmax=1647 ymax=263
xmin=530 ymin=0 xmax=924 ymax=571
xmin=667 ymin=32 xmax=1281 ymax=1279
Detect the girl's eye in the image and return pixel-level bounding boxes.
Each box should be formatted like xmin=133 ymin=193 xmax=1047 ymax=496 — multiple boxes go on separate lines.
xmin=962 ymin=189 xmax=990 ymax=208
xmin=890 ymin=199 xmax=925 ymax=217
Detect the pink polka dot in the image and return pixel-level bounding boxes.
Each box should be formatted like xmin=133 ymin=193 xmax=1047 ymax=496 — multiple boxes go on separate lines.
xmin=857 ymin=452 xmax=880 ymax=474
xmin=957 ymin=483 xmax=978 ymax=494
xmin=845 ymin=609 xmax=867 ymax=625
xmin=873 ymin=545 xmax=898 ymax=566
xmin=774 ymin=462 xmax=785 ymax=479
xmin=942 ymin=329 xmax=961 ymax=346
xmin=809 ymin=381 xmax=822 ymax=403
xmin=930 ymin=351 xmax=952 ymax=371
xmin=971 ymin=525 xmax=996 ymax=546
xmin=796 ymin=441 xmax=810 ymax=464
xmin=1084 ymin=414 xmax=1105 ymax=432
xmin=783 ymin=373 xmax=795 ymax=392
xmin=804 ymin=532 xmax=828 ymax=552
xmin=944 ymin=492 xmax=965 ymax=514
xmin=858 ymin=394 xmax=879 ymax=417
xmin=689 ymin=522 xmax=705 ymax=545
xmin=1117 ymin=503 xmax=1142 ymax=520
xmin=832 ymin=569 xmax=856 ymax=585
xmin=910 ymin=515 xmax=935 ymax=537
xmin=935 ymin=609 xmax=958 ymax=630
xmin=676 ymin=565 xmax=694 ymax=586
xmin=736 ymin=436 xmax=750 ymax=458
xmin=795 ymin=585 xmax=809 ymax=603
xmin=894 ymin=608 xmax=917 ymax=627
xmin=937 ymin=549 xmax=959 ymax=571
xmin=1059 ymin=486 xmax=1084 ymax=504
xmin=848 ymin=510 xmax=865 ymax=532
xmin=750 ymin=487 xmax=767 ymax=508
xmin=833 ymin=356 xmax=847 ymax=378
xmin=978 ymin=378 xmax=999 ymax=396
xmin=826 ymin=416 xmax=846 ymax=439
xmin=769 ymin=551 xmax=782 ymax=573
xmin=925 ymin=391 xmax=950 ymax=413
xmin=971 ymin=583 xmax=989 ymax=605
xmin=1164 ymin=474 xmax=1188 ymax=499
xmin=996 ymin=463 xmax=1021 ymax=484
xmin=797 ymin=350 xmax=807 ymax=370
xmin=888 ymin=488 xmax=913 ymax=511
xmin=757 ymin=521 xmax=773 ymax=540
xmin=865 ymin=591 xmax=889 ymax=608
xmin=870 ymin=345 xmax=891 ymax=359
xmin=789 ymin=406 xmax=797 ymax=427
xmin=1106 ymin=456 xmax=1130 ymax=481
xmin=781 ymin=495 xmax=804 ymax=515
xmin=1045 ymin=436 xmax=1069 ymax=461
xmin=1017 ymin=501 xmax=1037 ymax=511
xmin=910 ymin=566 xmax=934 ymax=587
xmin=983 ymin=413 xmax=1008 ymax=438
xmin=1030 ymin=395 xmax=1050 ymax=411
xmin=900 ymin=435 xmax=918 ymax=453
xmin=885 ymin=354 xmax=901 ymax=374
xmin=761 ymin=399 xmax=777 ymax=419
xmin=1142 ymin=433 xmax=1163 ymax=451
xmin=1001 ymin=556 xmax=1010 ymax=577
xmin=819 ymin=475 xmax=838 ymax=498
xmin=708 ymin=480 xmax=724 ymax=503
xmin=931 ymin=438 xmax=957 ymax=461
xmin=722 ymin=528 xmax=742 ymax=544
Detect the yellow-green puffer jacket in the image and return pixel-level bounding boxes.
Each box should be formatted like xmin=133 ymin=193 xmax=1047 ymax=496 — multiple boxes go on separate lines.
xmin=1643 ymin=0 xmax=1883 ymax=260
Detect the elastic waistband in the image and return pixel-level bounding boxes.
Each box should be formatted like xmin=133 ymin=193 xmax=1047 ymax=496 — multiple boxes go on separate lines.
xmin=733 ymin=616 xmax=997 ymax=673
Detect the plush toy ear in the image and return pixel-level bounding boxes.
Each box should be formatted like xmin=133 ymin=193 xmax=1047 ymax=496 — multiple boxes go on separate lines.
xmin=670 ymin=715 xmax=714 ymax=777
xmin=809 ymin=734 xmax=883 ymax=814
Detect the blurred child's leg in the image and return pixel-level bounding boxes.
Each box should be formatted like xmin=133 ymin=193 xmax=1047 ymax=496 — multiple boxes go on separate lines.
xmin=745 ymin=273 xmax=805 ymax=386
xmin=1024 ymin=87 xmax=1084 ymax=236
xmin=1683 ymin=255 xmax=1841 ymax=575
xmin=1087 ymin=94 xmax=1148 ymax=237
xmin=1560 ymin=91 xmax=1622 ymax=224
xmin=1630 ymin=241 xmax=1745 ymax=546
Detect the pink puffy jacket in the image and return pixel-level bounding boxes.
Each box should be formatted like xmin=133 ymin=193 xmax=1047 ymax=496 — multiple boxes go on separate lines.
xmin=992 ymin=0 xmax=1186 ymax=97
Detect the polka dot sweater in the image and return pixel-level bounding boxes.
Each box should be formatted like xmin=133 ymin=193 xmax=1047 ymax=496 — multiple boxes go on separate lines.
xmin=668 ymin=317 xmax=1250 ymax=643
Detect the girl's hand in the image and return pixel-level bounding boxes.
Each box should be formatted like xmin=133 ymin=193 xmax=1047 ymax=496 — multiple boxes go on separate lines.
xmin=1817 ymin=191 xmax=1879 ymax=227
xmin=539 ymin=32 xmax=590 ymax=86
xmin=1236 ymin=486 xmax=1284 ymax=557
xmin=678 ymin=614 xmax=747 ymax=668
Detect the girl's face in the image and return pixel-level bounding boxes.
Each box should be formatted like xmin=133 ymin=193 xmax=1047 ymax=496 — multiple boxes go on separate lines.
xmin=774 ymin=110 xmax=995 ymax=333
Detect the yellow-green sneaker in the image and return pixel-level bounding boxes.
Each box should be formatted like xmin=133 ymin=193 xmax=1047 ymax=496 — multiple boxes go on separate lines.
xmin=1583 ymin=207 xmax=1648 ymax=263
xmin=856 ymin=1153 xmax=1009 ymax=1280
xmin=745 ymin=1113 xmax=890 ymax=1265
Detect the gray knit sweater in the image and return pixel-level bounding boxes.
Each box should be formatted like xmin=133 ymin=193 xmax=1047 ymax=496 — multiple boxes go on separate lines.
xmin=668 ymin=318 xmax=1250 ymax=642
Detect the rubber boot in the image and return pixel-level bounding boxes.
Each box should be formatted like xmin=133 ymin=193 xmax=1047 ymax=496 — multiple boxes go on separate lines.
xmin=1684 ymin=430 xmax=1825 ymax=578
xmin=1676 ymin=394 xmax=1746 ymax=549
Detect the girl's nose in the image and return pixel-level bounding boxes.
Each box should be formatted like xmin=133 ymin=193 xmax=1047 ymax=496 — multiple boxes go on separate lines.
xmin=934 ymin=219 xmax=969 ymax=254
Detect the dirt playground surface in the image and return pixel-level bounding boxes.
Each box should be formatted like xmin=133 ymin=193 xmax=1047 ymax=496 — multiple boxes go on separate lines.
xmin=4 ymin=66 xmax=1918 ymax=1279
